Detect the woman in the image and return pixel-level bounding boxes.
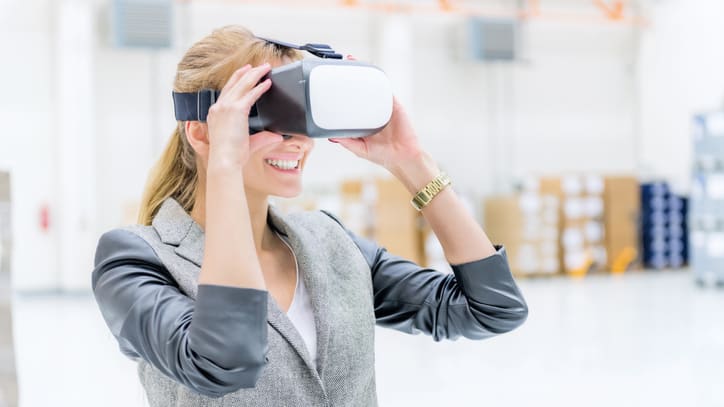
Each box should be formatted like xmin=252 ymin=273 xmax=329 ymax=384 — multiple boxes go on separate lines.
xmin=92 ymin=25 xmax=527 ymax=406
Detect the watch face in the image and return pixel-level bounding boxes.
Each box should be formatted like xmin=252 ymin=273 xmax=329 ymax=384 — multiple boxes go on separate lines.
xmin=411 ymin=173 xmax=450 ymax=211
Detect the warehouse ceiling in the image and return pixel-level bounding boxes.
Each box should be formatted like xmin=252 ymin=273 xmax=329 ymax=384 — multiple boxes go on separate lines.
xmin=173 ymin=0 xmax=651 ymax=26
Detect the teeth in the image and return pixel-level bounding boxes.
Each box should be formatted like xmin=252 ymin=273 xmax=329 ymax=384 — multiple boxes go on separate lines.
xmin=266 ymin=159 xmax=299 ymax=170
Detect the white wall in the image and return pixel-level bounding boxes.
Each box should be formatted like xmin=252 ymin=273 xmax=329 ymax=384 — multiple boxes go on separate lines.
xmin=93 ymin=47 xmax=180 ymax=233
xmin=0 ymin=0 xmax=58 ymax=291
xmin=56 ymin=1 xmax=98 ymax=291
xmin=409 ymin=12 xmax=638 ymax=200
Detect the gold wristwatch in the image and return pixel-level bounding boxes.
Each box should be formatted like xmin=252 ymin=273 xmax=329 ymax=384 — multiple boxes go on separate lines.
xmin=410 ymin=172 xmax=451 ymax=211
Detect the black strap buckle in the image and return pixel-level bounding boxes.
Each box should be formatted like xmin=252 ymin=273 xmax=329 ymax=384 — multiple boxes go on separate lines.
xmin=258 ymin=37 xmax=343 ymax=59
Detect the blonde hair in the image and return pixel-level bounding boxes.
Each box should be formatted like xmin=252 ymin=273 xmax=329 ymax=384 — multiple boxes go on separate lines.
xmin=137 ymin=26 xmax=303 ymax=225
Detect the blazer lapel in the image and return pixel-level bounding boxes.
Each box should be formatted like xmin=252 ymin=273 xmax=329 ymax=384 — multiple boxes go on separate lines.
xmin=151 ymin=197 xmax=194 ymax=246
xmin=265 ymin=296 xmax=317 ymax=372
xmin=268 ymin=205 xmax=331 ymax=378
xmin=173 ymin=223 xmax=205 ymax=272
xmin=151 ymin=198 xmax=203 ymax=298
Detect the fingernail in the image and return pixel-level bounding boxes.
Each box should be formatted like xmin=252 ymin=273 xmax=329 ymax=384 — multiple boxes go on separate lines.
xmin=328 ymin=138 xmax=338 ymax=143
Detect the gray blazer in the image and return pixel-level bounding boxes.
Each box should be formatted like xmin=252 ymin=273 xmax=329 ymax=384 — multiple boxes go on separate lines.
xmin=92 ymin=197 xmax=527 ymax=406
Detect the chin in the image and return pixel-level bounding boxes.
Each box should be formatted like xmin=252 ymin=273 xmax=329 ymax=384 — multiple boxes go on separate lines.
xmin=272 ymin=188 xmax=303 ymax=199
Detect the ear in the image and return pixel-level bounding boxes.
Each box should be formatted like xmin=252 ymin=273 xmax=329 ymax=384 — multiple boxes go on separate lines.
xmin=184 ymin=121 xmax=209 ymax=158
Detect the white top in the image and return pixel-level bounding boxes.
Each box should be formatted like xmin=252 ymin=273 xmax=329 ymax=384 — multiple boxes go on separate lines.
xmin=276 ymin=231 xmax=318 ymax=368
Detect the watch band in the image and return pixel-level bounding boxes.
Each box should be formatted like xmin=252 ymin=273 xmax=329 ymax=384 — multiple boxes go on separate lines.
xmin=410 ymin=172 xmax=451 ymax=211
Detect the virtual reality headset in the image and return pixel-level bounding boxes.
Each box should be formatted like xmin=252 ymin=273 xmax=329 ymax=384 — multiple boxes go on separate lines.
xmin=172 ymin=39 xmax=393 ymax=139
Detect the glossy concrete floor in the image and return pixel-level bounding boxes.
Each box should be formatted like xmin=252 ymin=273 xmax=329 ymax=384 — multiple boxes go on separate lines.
xmin=8 ymin=270 xmax=724 ymax=407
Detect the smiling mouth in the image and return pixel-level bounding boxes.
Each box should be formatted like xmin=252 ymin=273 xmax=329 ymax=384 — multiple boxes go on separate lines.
xmin=265 ymin=158 xmax=301 ymax=170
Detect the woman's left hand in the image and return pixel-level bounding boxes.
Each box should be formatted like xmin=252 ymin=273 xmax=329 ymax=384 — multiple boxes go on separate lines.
xmin=329 ymin=96 xmax=423 ymax=172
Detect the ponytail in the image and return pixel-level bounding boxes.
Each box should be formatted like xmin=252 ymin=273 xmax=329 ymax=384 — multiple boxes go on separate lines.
xmin=137 ymin=125 xmax=198 ymax=225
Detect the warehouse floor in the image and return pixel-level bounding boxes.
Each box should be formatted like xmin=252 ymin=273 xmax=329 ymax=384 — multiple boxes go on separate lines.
xmin=9 ymin=270 xmax=724 ymax=407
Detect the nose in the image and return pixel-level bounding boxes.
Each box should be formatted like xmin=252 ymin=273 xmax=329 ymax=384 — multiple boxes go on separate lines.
xmin=283 ymin=133 xmax=313 ymax=150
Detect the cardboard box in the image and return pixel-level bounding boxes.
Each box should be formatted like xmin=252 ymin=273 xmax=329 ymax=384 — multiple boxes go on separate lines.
xmin=539 ymin=177 xmax=563 ymax=197
xmin=340 ymin=179 xmax=374 ymax=238
xmin=484 ymin=196 xmax=527 ymax=242
xmin=484 ymin=195 xmax=560 ymax=276
xmin=340 ymin=177 xmax=426 ymax=266
xmin=374 ymin=178 xmax=425 ymax=266
xmin=538 ymin=176 xmax=606 ymax=275
xmin=603 ymin=176 xmax=641 ymax=272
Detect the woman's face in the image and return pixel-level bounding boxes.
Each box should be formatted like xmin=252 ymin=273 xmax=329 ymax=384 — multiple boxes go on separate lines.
xmin=242 ymin=57 xmax=315 ymax=200
xmin=242 ymin=131 xmax=314 ymax=199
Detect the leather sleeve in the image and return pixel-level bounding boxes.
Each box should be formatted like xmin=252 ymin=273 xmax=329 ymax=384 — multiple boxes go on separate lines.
xmin=91 ymin=229 xmax=269 ymax=398
xmin=321 ymin=211 xmax=528 ymax=341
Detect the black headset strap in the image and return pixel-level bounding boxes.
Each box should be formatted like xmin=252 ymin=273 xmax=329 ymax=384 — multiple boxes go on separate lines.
xmin=257 ymin=37 xmax=343 ymax=59
xmin=172 ymin=89 xmax=258 ymax=122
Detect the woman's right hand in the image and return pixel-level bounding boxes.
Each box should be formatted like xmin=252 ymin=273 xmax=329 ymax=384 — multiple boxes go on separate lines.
xmin=206 ymin=63 xmax=282 ymax=167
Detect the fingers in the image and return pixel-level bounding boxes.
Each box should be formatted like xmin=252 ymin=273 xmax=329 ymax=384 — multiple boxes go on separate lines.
xmin=223 ymin=63 xmax=272 ymax=102
xmin=240 ymin=78 xmax=272 ymax=110
xmin=328 ymin=137 xmax=367 ymax=158
xmin=219 ymin=64 xmax=251 ymax=96
xmin=211 ymin=63 xmax=273 ymax=118
xmin=392 ymin=95 xmax=404 ymax=110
